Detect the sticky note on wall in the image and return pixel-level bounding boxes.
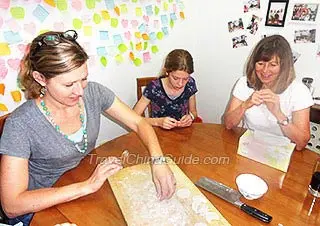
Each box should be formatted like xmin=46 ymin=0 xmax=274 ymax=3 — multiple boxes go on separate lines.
xmin=0 ymin=83 xmax=5 ymax=95
xmin=0 ymin=43 xmax=11 ymax=56
xmin=0 ymin=103 xmax=8 ymax=112
xmin=10 ymin=7 xmax=25 ymax=19
xmin=11 ymin=90 xmax=22 ymax=102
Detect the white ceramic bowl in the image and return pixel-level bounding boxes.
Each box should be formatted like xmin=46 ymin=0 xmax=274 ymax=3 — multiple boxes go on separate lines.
xmin=236 ymin=174 xmax=268 ymax=200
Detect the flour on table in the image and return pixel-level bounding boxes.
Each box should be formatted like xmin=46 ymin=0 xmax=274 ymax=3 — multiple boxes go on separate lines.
xmin=177 ymin=188 xmax=191 ymax=199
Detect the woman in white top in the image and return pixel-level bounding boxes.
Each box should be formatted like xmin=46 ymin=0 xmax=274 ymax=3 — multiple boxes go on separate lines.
xmin=223 ymin=35 xmax=313 ymax=150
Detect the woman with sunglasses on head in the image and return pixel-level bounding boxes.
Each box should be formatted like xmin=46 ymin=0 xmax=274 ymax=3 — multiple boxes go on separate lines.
xmin=0 ymin=30 xmax=176 ymax=225
xmin=133 ymin=49 xmax=199 ymax=130
xmin=223 ymin=35 xmax=313 ymax=150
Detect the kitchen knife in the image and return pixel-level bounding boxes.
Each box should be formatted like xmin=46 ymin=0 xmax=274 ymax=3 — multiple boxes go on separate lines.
xmin=195 ymin=176 xmax=272 ymax=223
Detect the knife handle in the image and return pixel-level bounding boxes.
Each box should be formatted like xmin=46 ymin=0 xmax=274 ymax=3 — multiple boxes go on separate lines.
xmin=240 ymin=204 xmax=272 ymax=223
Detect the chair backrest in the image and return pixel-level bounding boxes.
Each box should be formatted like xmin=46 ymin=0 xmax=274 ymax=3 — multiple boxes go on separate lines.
xmin=0 ymin=114 xmax=9 ymax=222
xmin=0 ymin=114 xmax=9 ymax=138
xmin=136 ymin=76 xmax=157 ymax=117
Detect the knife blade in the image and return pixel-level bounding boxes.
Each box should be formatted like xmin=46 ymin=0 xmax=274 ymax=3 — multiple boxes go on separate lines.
xmin=195 ymin=176 xmax=272 ymax=223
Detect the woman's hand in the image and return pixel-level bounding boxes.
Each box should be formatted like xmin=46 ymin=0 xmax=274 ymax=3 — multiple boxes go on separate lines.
xmin=151 ymin=163 xmax=176 ymax=201
xmin=259 ymin=89 xmax=281 ymax=117
xmin=160 ymin=117 xmax=178 ymax=129
xmin=244 ymin=91 xmax=264 ymax=109
xmin=178 ymin=114 xmax=193 ymax=127
xmin=85 ymin=157 xmax=123 ymax=194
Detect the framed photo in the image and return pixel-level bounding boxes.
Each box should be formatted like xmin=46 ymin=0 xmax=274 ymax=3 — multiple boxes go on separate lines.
xmin=289 ymin=2 xmax=319 ymax=24
xmin=265 ymin=0 xmax=289 ymax=27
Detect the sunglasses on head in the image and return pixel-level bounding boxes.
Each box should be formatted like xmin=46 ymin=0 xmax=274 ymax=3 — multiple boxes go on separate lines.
xmin=33 ymin=30 xmax=78 ymax=54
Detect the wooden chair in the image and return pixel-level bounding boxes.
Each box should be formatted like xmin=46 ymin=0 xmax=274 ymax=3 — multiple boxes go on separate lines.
xmin=136 ymin=77 xmax=157 ymax=117
xmin=0 ymin=114 xmax=9 ymax=223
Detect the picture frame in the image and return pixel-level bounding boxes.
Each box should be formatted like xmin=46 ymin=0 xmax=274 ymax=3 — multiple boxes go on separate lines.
xmin=265 ymin=0 xmax=289 ymax=27
xmin=288 ymin=1 xmax=319 ymax=24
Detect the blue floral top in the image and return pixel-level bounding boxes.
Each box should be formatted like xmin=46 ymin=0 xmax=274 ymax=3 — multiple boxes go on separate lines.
xmin=143 ymin=76 xmax=198 ymax=120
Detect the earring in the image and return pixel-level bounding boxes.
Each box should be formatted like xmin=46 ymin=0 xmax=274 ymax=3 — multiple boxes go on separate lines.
xmin=40 ymin=86 xmax=47 ymax=98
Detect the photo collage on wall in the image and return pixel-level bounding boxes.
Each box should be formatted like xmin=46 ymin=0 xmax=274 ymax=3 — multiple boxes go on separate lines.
xmin=228 ymin=0 xmax=262 ymax=48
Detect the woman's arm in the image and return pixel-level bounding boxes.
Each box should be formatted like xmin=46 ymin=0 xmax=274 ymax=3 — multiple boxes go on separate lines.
xmin=272 ymin=108 xmax=310 ymax=150
xmin=0 ymin=156 xmax=122 ymax=218
xmin=106 ymin=97 xmax=176 ymax=200
xmin=224 ymin=92 xmax=264 ymax=129
xmin=179 ymin=95 xmax=197 ymax=127
xmin=133 ymin=96 xmax=178 ymax=129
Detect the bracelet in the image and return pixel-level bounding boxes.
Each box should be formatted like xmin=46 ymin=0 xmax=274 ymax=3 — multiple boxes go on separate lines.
xmin=151 ymin=156 xmax=167 ymax=165
xmin=189 ymin=112 xmax=195 ymax=121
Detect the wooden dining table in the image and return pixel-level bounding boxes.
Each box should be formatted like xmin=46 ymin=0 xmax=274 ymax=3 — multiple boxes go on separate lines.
xmin=31 ymin=123 xmax=320 ymax=226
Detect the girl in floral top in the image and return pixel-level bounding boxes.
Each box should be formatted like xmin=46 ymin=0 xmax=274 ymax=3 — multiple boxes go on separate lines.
xmin=134 ymin=49 xmax=198 ymax=130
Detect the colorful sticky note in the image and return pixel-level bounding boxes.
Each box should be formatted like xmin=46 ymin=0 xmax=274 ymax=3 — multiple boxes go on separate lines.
xmin=10 ymin=7 xmax=25 ymax=19
xmin=151 ymin=45 xmax=159 ymax=54
xmin=170 ymin=19 xmax=174 ymax=28
xmin=178 ymin=2 xmax=185 ymax=10
xmin=93 ymin=13 xmax=101 ymax=24
xmin=156 ymin=32 xmax=164 ymax=40
xmin=4 ymin=31 xmax=22 ymax=44
xmin=99 ymin=31 xmax=109 ymax=40
xmin=132 ymin=0 xmax=138 ymax=3
xmin=124 ymin=31 xmax=131 ymax=40
xmin=136 ymin=43 xmax=142 ymax=51
xmin=133 ymin=58 xmax=142 ymax=66
xmin=114 ymin=6 xmax=120 ymax=16
xmin=121 ymin=19 xmax=128 ymax=28
xmin=44 ymin=0 xmax=56 ymax=7
xmin=145 ymin=5 xmax=153 ymax=16
xmin=120 ymin=4 xmax=128 ymax=14
xmin=83 ymin=26 xmax=92 ymax=36
xmin=86 ymin=0 xmax=95 ymax=9
xmin=136 ymin=7 xmax=143 ymax=17
xmin=115 ymin=54 xmax=124 ymax=63
xmin=0 ymin=0 xmax=10 ymax=9
xmin=7 ymin=58 xmax=21 ymax=70
xmin=101 ymin=11 xmax=110 ymax=20
xmin=113 ymin=34 xmax=123 ymax=46
xmin=143 ymin=52 xmax=151 ymax=63
xmin=0 ymin=103 xmax=8 ymax=112
xmin=71 ymin=0 xmax=82 ymax=11
xmin=118 ymin=44 xmax=128 ymax=53
xmin=129 ymin=52 xmax=135 ymax=61
xmin=163 ymin=2 xmax=169 ymax=11
xmin=170 ymin=13 xmax=177 ymax=21
xmin=138 ymin=24 xmax=146 ymax=33
xmin=161 ymin=15 xmax=168 ymax=25
xmin=0 ymin=83 xmax=5 ymax=95
xmin=111 ymin=18 xmax=118 ymax=28
xmin=154 ymin=6 xmax=160 ymax=15
xmin=0 ymin=43 xmax=11 ymax=56
xmin=173 ymin=3 xmax=177 ymax=12
xmin=130 ymin=41 xmax=134 ymax=50
xmin=162 ymin=27 xmax=169 ymax=36
xmin=6 ymin=18 xmax=21 ymax=33
xmin=105 ymin=0 xmax=115 ymax=10
xmin=100 ymin=56 xmax=107 ymax=67
xmin=0 ymin=59 xmax=8 ymax=79
xmin=73 ymin=18 xmax=83 ymax=29
xmin=143 ymin=42 xmax=148 ymax=50
xmin=180 ymin=11 xmax=185 ymax=19
xmin=149 ymin=32 xmax=156 ymax=41
xmin=11 ymin=90 xmax=22 ymax=102
xmin=97 ymin=47 xmax=107 ymax=56
xmin=131 ymin=20 xmax=138 ymax=28
xmin=57 ymin=0 xmax=68 ymax=11
xmin=142 ymin=33 xmax=149 ymax=40
xmin=33 ymin=4 xmax=49 ymax=22
xmin=135 ymin=32 xmax=141 ymax=39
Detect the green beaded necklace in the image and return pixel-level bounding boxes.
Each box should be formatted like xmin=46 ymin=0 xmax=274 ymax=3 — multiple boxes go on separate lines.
xmin=40 ymin=99 xmax=88 ymax=153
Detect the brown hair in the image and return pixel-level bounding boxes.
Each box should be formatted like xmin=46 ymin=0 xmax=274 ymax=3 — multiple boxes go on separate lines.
xmin=161 ymin=49 xmax=194 ymax=76
xmin=246 ymin=35 xmax=295 ymax=94
xmin=19 ymin=31 xmax=89 ymax=99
